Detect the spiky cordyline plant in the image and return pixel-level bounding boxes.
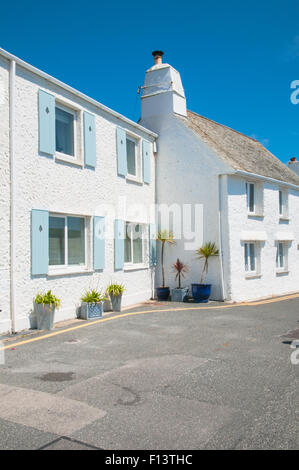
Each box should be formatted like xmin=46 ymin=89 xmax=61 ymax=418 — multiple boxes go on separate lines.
xmin=106 ymin=283 xmax=125 ymax=297
xmin=172 ymin=258 xmax=189 ymax=289
xmin=34 ymin=290 xmax=60 ymax=309
xmin=81 ymin=288 xmax=108 ymax=303
xmin=157 ymin=230 xmax=175 ymax=288
xmin=196 ymin=242 xmax=219 ymax=284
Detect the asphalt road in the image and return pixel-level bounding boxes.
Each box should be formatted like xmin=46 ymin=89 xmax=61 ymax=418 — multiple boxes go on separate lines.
xmin=0 ymin=297 xmax=298 ymax=450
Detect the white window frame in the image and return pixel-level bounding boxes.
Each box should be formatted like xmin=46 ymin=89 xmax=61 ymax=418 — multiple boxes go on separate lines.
xmin=244 ymin=242 xmax=257 ymax=274
xmin=246 ymin=182 xmax=255 ymax=214
xmin=125 ymin=133 xmax=142 ymax=183
xmin=278 ymin=188 xmax=289 ymax=219
xmin=276 ymin=242 xmax=288 ymax=273
xmin=55 ymin=102 xmax=79 ymax=165
xmin=124 ymin=222 xmax=148 ymax=269
xmin=48 ymin=213 xmax=88 ymax=274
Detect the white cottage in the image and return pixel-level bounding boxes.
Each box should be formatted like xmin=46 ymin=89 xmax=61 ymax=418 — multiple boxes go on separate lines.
xmin=140 ymin=51 xmax=299 ymax=303
xmin=1 ymin=47 xmax=299 ymax=334
xmin=0 ymin=48 xmax=157 ymax=334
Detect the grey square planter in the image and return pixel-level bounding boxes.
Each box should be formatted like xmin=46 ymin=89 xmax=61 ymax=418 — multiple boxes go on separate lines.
xmin=170 ymin=287 xmax=189 ymax=302
xmin=110 ymin=294 xmax=122 ymax=312
xmin=34 ymin=303 xmax=55 ymax=330
xmin=80 ymin=302 xmax=103 ymax=320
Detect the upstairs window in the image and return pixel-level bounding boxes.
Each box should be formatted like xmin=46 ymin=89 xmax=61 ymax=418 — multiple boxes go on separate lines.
xmin=55 ymin=105 xmax=75 ymax=157
xmin=126 ymin=137 xmax=137 ymax=177
xmin=278 ymin=189 xmax=288 ymax=219
xmin=246 ymin=182 xmax=255 ymax=214
xmin=245 ymin=181 xmax=264 ymax=216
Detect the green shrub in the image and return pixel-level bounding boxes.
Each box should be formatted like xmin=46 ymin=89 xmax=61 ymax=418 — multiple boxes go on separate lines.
xmin=81 ymin=289 xmax=107 ymax=303
xmin=106 ymin=283 xmax=125 ymax=297
xmin=34 ymin=290 xmax=60 ymax=308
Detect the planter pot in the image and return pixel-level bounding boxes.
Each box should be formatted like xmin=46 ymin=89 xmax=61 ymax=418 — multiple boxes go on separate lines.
xmin=171 ymin=287 xmax=189 ymax=302
xmin=80 ymin=302 xmax=103 ymax=320
xmin=34 ymin=303 xmax=55 ymax=330
xmin=103 ymin=299 xmax=112 ymax=312
xmin=110 ymin=294 xmax=122 ymax=312
xmin=156 ymin=287 xmax=170 ymax=301
xmin=191 ymin=284 xmax=212 ymax=303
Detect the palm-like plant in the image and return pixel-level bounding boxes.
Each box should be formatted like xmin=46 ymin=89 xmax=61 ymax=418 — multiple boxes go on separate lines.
xmin=172 ymin=258 xmax=189 ymax=289
xmin=157 ymin=230 xmax=175 ymax=288
xmin=196 ymin=242 xmax=219 ymax=284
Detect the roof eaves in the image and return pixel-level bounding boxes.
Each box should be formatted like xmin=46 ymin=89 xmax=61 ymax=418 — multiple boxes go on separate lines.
xmin=0 ymin=47 xmax=158 ymax=139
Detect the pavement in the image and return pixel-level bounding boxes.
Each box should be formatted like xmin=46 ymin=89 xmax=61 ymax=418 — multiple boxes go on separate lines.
xmin=0 ymin=296 xmax=298 ymax=450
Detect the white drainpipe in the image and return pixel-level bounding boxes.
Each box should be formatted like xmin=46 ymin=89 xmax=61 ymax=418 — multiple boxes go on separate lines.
xmin=9 ymin=59 xmax=16 ymax=334
xmin=218 ymin=174 xmax=226 ymax=301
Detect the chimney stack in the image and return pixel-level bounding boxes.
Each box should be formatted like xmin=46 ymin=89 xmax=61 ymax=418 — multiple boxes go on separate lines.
xmin=288 ymin=157 xmax=299 ymax=176
xmin=152 ymin=50 xmax=164 ymax=66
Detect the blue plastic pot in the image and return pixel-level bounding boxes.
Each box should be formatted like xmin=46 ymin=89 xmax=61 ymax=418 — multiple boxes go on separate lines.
xmin=156 ymin=287 xmax=170 ymax=301
xmin=191 ymin=284 xmax=211 ymax=303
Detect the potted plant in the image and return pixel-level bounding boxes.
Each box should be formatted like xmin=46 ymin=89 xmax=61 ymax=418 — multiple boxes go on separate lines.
xmin=106 ymin=283 xmax=125 ymax=312
xmin=192 ymin=242 xmax=219 ymax=303
xmin=34 ymin=290 xmax=60 ymax=330
xmin=171 ymin=258 xmax=189 ymax=302
xmin=80 ymin=289 xmax=107 ymax=320
xmin=156 ymin=230 xmax=175 ymax=301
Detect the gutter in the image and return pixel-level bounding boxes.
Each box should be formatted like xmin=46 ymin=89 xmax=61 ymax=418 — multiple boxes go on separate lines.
xmin=235 ymin=169 xmax=299 ymax=191
xmin=9 ymin=60 xmax=16 ymax=334
xmin=0 ymin=47 xmax=158 ymax=140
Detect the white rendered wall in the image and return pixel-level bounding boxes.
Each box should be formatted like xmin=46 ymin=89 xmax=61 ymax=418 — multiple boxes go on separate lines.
xmin=288 ymin=161 xmax=299 ymax=175
xmin=0 ymin=57 xmax=10 ymax=333
xmin=0 ymin=62 xmax=155 ymax=333
xmin=226 ymin=175 xmax=299 ymax=302
xmin=141 ymin=113 xmax=233 ymax=300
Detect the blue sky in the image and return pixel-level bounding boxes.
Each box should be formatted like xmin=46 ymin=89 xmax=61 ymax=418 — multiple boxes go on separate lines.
xmin=1 ymin=0 xmax=299 ymax=164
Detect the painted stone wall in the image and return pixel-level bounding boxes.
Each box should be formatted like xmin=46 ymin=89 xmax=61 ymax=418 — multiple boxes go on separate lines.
xmin=0 ymin=61 xmax=155 ymax=333
xmin=227 ymin=175 xmax=299 ymax=301
xmin=0 ymin=56 xmax=10 ymax=333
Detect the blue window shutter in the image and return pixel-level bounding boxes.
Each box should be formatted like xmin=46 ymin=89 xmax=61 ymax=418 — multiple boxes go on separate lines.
xmin=84 ymin=112 xmax=96 ymax=168
xmin=116 ymin=127 xmax=127 ymax=177
xmin=31 ymin=209 xmax=49 ymax=275
xmin=149 ymin=224 xmax=157 ymax=266
xmin=114 ymin=219 xmax=124 ymax=270
xmin=142 ymin=140 xmax=151 ymax=184
xmin=38 ymin=89 xmax=55 ymax=155
xmin=93 ymin=216 xmax=105 ymax=270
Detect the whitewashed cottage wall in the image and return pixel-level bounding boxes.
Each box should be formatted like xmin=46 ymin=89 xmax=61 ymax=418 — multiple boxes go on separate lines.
xmin=226 ymin=175 xmax=299 ymax=301
xmin=0 ymin=56 xmax=10 ymax=333
xmin=0 ymin=59 xmax=156 ymax=333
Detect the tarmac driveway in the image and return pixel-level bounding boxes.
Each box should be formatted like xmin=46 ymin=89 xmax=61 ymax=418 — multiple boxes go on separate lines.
xmin=0 ymin=297 xmax=298 ymax=450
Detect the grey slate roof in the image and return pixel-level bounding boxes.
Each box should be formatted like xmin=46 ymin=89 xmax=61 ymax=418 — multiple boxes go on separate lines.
xmin=178 ymin=110 xmax=299 ymax=186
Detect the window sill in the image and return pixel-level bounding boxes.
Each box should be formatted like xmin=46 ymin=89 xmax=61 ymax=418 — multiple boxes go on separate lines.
xmin=276 ymin=269 xmax=289 ymax=275
xmin=247 ymin=213 xmax=264 ymax=219
xmin=279 ymin=217 xmax=290 ymax=222
xmin=124 ymin=264 xmax=149 ymax=272
xmin=245 ymin=273 xmax=262 ymax=279
xmin=47 ymin=268 xmax=94 ymax=277
xmin=126 ymin=175 xmax=143 ymax=185
xmin=55 ymin=153 xmax=83 ymax=167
